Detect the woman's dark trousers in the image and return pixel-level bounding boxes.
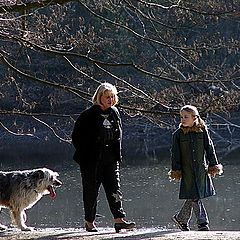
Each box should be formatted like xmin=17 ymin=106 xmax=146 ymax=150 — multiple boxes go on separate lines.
xmin=80 ymin=162 xmax=126 ymax=223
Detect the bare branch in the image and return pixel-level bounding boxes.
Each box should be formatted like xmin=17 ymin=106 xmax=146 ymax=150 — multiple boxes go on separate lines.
xmin=0 ymin=0 xmax=75 ymax=13
xmin=78 ymin=1 xmax=193 ymax=51
xmin=137 ymin=0 xmax=239 ymax=17
xmin=63 ymin=56 xmax=100 ymax=85
xmin=0 ymin=53 xmax=91 ymax=101
xmin=0 ymin=120 xmax=36 ymax=137
xmin=2 ymin=33 xmax=238 ymax=84
xmin=137 ymin=0 xmax=181 ymax=10
xmin=32 ymin=116 xmax=71 ymax=144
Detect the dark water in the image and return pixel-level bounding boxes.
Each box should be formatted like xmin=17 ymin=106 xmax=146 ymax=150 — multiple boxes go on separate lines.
xmin=0 ymin=159 xmax=239 ymax=231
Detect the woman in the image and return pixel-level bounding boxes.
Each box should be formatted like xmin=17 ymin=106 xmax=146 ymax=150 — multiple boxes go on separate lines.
xmin=72 ymin=82 xmax=135 ymax=233
xmin=168 ymin=105 xmax=223 ymax=231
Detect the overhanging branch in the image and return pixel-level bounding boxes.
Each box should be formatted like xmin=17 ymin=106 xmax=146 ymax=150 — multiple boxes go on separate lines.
xmin=0 ymin=53 xmax=91 ymax=102
xmin=0 ymin=0 xmax=76 ymax=13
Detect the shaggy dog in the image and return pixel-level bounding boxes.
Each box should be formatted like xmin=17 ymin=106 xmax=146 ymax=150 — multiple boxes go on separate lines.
xmin=0 ymin=168 xmax=62 ymax=231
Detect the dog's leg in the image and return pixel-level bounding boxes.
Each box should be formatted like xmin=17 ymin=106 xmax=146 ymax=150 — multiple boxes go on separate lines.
xmin=10 ymin=210 xmax=16 ymax=227
xmin=12 ymin=209 xmax=33 ymax=231
xmin=12 ymin=210 xmax=27 ymax=226
xmin=0 ymin=208 xmax=7 ymax=231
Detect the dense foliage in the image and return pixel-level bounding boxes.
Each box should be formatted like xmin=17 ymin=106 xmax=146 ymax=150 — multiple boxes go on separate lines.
xmin=0 ymin=0 xmax=239 ymax=151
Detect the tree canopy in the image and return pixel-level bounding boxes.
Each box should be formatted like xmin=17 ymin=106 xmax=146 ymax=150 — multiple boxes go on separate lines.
xmin=0 ymin=0 xmax=239 ymax=146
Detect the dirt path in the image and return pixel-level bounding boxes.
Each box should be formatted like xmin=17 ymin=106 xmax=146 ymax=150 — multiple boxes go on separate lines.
xmin=0 ymin=228 xmax=240 ymax=240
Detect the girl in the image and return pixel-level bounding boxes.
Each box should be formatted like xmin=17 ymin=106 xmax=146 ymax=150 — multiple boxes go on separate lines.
xmin=169 ymin=105 xmax=223 ymax=231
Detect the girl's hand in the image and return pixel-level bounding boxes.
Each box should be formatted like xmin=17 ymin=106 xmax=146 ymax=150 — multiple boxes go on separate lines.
xmin=208 ymin=164 xmax=223 ymax=177
xmin=168 ymin=170 xmax=182 ymax=181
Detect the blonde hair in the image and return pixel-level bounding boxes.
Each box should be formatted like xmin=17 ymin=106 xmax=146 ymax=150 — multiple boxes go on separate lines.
xmin=180 ymin=105 xmax=199 ymax=117
xmin=92 ymin=82 xmax=119 ymax=106
xmin=180 ymin=105 xmax=206 ymax=129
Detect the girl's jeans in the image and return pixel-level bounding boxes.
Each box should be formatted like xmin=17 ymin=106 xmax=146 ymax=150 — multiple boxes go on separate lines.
xmin=177 ymin=199 xmax=209 ymax=225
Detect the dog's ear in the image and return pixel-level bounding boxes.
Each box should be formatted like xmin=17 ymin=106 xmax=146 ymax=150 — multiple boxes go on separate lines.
xmin=32 ymin=170 xmax=45 ymax=180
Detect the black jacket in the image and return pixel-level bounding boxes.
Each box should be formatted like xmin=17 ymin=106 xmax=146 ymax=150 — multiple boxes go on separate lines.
xmin=72 ymin=105 xmax=122 ymax=167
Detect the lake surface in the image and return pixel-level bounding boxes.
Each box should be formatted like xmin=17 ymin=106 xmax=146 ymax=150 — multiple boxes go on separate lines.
xmin=0 ymin=160 xmax=239 ymax=231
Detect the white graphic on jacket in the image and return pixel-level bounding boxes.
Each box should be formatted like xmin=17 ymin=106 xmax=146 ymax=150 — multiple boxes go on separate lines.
xmin=101 ymin=114 xmax=112 ymax=129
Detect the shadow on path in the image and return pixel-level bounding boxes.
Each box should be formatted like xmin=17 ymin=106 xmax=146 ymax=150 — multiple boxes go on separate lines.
xmin=1 ymin=227 xmax=240 ymax=240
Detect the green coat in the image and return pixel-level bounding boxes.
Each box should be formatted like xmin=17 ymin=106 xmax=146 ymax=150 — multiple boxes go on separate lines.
xmin=171 ymin=127 xmax=219 ymax=199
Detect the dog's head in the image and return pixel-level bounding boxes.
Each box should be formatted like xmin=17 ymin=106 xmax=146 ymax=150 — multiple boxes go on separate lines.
xmin=32 ymin=168 xmax=62 ymax=199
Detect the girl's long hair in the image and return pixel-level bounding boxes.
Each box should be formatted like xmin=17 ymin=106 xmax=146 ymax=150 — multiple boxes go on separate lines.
xmin=180 ymin=105 xmax=206 ymax=133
